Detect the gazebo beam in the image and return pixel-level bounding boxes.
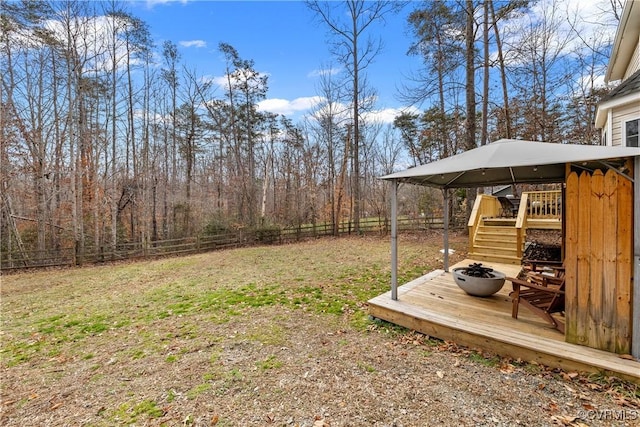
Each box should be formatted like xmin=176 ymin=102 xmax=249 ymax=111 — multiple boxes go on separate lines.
xmin=443 ymin=189 xmax=450 ymax=272
xmin=391 ymin=180 xmax=398 ymax=301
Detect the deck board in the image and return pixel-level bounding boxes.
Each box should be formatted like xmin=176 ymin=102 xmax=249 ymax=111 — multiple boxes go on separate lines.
xmin=368 ymin=259 xmax=640 ymax=384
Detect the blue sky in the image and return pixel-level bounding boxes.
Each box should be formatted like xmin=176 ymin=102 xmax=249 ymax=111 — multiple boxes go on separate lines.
xmin=129 ymin=0 xmax=422 ymax=122
xmin=126 ymin=0 xmax=620 ymax=124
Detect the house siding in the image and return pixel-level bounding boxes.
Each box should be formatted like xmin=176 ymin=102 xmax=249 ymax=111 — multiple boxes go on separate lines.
xmin=611 ymin=103 xmax=640 ymax=146
xmin=623 ymin=36 xmax=640 ymax=80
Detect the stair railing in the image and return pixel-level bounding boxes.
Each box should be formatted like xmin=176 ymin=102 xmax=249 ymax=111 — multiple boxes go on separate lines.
xmin=525 ymin=190 xmax=562 ymax=219
xmin=468 ymin=195 xmax=501 ymax=253
xmin=514 ymin=193 xmax=529 ymax=259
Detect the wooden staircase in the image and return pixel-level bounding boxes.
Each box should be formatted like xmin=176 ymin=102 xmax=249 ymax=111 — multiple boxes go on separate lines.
xmin=469 ymin=218 xmax=522 ymax=265
xmin=468 ymin=191 xmax=562 ymax=266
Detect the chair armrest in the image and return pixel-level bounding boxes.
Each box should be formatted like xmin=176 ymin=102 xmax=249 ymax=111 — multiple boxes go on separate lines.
xmin=507 ymin=277 xmax=564 ymax=294
xmin=542 ymin=275 xmax=564 ymax=286
xmin=522 ymin=260 xmax=564 ymax=272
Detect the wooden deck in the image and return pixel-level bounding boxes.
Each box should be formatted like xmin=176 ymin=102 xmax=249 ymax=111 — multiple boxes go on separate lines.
xmin=368 ymin=259 xmax=640 ymax=384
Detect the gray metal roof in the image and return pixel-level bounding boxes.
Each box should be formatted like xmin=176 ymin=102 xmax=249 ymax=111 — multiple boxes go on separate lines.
xmin=381 ymin=139 xmax=640 ymax=188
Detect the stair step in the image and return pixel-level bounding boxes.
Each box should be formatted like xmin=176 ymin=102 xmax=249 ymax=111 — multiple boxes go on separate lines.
xmin=472 ymin=244 xmax=520 ymax=256
xmin=468 ymin=252 xmax=522 ymax=265
xmin=476 ymin=233 xmax=518 ymax=242
xmin=483 ymin=218 xmax=517 ymax=226
xmin=477 ymin=226 xmax=518 ymax=234
xmin=475 ymin=241 xmax=517 ymax=249
xmin=472 ymin=218 xmax=524 ymax=265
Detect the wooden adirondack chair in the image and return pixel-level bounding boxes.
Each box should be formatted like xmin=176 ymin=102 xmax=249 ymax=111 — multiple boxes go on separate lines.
xmin=508 ymin=269 xmax=565 ymax=333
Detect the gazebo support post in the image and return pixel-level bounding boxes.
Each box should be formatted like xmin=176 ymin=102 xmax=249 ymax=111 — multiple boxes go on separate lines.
xmin=391 ymin=180 xmax=398 ymax=300
xmin=443 ymin=189 xmax=450 ymax=272
xmin=633 ymin=157 xmax=640 ymax=359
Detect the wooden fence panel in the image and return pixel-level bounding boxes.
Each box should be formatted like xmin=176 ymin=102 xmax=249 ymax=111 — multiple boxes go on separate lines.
xmin=616 ymin=171 xmax=633 ymax=354
xmin=0 ymin=217 xmax=445 ymax=271
xmin=602 ymin=169 xmax=619 ymax=351
xmin=576 ymin=171 xmax=592 ymax=345
xmin=565 ymin=172 xmax=579 ymax=341
xmin=565 ymin=169 xmax=632 ymax=354
xmin=588 ymin=170 xmax=604 ymax=349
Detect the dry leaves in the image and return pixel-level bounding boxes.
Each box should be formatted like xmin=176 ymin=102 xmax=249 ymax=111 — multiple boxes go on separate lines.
xmin=313 ymin=415 xmax=330 ymax=426
xmin=2 ymin=235 xmax=638 ymax=427
xmin=551 ymin=415 xmax=589 ymax=427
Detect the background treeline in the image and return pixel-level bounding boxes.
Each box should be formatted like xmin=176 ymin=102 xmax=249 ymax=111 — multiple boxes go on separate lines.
xmin=1 ymin=0 xmax=621 ymax=265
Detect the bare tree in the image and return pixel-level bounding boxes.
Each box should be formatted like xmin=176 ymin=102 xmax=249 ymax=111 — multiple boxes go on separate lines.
xmin=161 ymin=40 xmax=180 ymax=237
xmin=505 ymin=0 xmax=576 ymax=143
xmin=52 ymin=0 xmax=100 ymax=264
xmin=307 ymin=0 xmax=404 ymax=233
xmin=563 ymin=1 xmax=617 ymax=145
xmin=490 ymin=0 xmax=515 ymax=140
xmin=464 ymin=0 xmax=477 ymax=152
xmin=481 ymin=0 xmax=489 ymax=148
xmin=306 ymin=64 xmax=349 ymax=234
xmin=176 ymin=67 xmax=208 ymax=235
xmin=1 ymin=0 xmax=57 ymax=261
xmin=217 ymin=43 xmax=268 ymax=226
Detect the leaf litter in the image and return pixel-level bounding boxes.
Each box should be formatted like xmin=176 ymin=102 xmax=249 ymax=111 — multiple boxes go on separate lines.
xmin=1 ymin=234 xmax=638 ymax=426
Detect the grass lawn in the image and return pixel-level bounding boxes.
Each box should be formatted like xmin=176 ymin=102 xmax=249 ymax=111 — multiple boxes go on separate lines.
xmin=1 ymin=233 xmax=637 ymax=426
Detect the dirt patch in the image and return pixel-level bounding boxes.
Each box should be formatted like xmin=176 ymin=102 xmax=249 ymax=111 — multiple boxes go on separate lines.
xmin=1 ymin=233 xmax=638 ymax=426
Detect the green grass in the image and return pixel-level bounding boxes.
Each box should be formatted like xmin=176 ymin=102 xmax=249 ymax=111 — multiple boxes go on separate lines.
xmin=357 ymin=361 xmax=377 ymax=373
xmin=257 ymin=355 xmax=283 ymax=371
xmin=213 ymin=368 xmax=246 ymax=397
xmin=110 ymin=399 xmax=164 ymax=424
xmin=0 ymin=266 xmax=392 ymax=367
xmin=4 ymin=235 xmax=640 ymax=425
xmin=187 ymin=383 xmax=212 ymax=399
xmin=245 ymin=324 xmax=285 ymax=345
xmin=1 ymin=235 xmax=465 ymax=374
xmin=467 ymin=351 xmax=501 ymax=367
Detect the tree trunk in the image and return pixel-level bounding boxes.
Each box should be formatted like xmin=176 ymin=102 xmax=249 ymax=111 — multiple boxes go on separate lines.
xmin=489 ymin=0 xmax=512 ymax=140
xmin=465 ymin=0 xmax=477 ymax=220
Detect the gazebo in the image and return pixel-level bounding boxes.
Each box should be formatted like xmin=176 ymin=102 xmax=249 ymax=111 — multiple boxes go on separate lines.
xmin=370 ymin=139 xmax=640 ymax=382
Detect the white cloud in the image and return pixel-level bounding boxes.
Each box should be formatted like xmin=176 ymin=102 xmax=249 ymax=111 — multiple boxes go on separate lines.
xmin=363 ymin=106 xmax=421 ymax=125
xmin=145 ymin=0 xmax=189 ymax=9
xmin=34 ymin=15 xmax=136 ymax=72
xmin=500 ymin=0 xmax=618 ymax=66
xmin=306 ymin=100 xmax=420 ymax=125
xmin=202 ymin=75 xmax=229 ymax=88
xmin=258 ymin=97 xmax=323 ymax=116
xmin=179 ymin=40 xmax=206 ymax=48
xmin=308 ymin=67 xmax=342 ymax=78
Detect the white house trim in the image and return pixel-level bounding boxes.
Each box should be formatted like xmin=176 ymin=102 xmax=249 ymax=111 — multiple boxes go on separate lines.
xmin=595 ymin=92 xmax=640 ymax=129
xmin=607 ymin=109 xmax=614 ymax=146
xmin=606 ymin=0 xmax=640 ymax=82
